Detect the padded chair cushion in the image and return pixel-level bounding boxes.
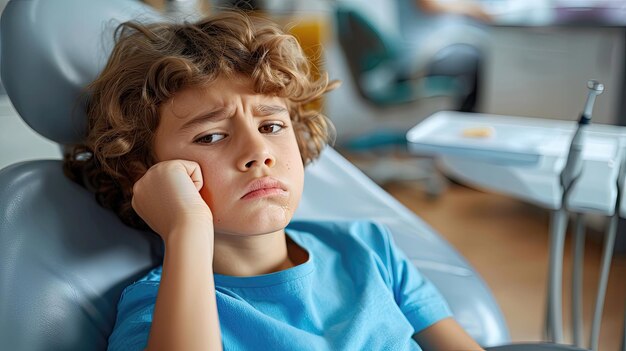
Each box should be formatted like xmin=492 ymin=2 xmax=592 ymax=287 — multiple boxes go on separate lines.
xmin=0 ymin=0 xmax=161 ymax=144
xmin=0 ymin=161 xmax=162 ymax=350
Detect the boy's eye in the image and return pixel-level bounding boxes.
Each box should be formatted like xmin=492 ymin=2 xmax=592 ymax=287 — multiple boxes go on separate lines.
xmin=259 ymin=122 xmax=284 ymax=134
xmin=194 ymin=133 xmax=226 ymax=144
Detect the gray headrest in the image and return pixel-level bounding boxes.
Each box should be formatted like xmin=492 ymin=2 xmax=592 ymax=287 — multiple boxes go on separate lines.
xmin=0 ymin=0 xmax=161 ymax=145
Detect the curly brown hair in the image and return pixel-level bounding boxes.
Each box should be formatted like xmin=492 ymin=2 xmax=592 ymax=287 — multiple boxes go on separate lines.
xmin=64 ymin=11 xmax=339 ymax=230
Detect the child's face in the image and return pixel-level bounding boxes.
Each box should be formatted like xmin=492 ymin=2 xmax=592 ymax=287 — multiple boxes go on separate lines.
xmin=153 ymin=76 xmax=305 ymax=237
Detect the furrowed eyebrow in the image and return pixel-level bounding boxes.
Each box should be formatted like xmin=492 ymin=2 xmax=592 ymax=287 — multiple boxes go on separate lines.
xmin=177 ymin=104 xmax=286 ymax=133
xmin=179 ymin=108 xmax=232 ymax=132
xmin=254 ymin=104 xmax=288 ymax=116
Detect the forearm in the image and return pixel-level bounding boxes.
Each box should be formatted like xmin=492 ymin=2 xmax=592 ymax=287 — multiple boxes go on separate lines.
xmin=413 ymin=317 xmax=484 ymax=351
xmin=146 ymin=222 xmax=222 ymax=351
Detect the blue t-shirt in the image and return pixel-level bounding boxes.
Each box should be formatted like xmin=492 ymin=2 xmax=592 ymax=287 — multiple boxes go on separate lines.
xmin=107 ymin=220 xmax=452 ymax=350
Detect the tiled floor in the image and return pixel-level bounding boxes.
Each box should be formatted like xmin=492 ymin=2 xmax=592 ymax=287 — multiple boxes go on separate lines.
xmin=383 ymin=179 xmax=626 ymax=351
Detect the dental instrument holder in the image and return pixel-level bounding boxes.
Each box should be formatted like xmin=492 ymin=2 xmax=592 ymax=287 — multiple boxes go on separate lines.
xmin=520 ymin=79 xmax=622 ymax=350
xmin=547 ymin=80 xmax=604 ymax=345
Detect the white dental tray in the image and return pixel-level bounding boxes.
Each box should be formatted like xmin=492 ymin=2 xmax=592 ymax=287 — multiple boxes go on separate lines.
xmin=407 ymin=111 xmax=626 ymax=214
xmin=407 ymin=111 xmax=623 ymax=166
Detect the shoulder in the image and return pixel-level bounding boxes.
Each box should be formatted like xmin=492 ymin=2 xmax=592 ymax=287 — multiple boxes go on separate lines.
xmin=108 ymin=267 xmax=162 ymax=350
xmin=117 ymin=266 xmax=162 ymax=308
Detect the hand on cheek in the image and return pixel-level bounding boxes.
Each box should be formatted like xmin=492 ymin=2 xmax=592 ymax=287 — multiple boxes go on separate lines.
xmin=131 ymin=159 xmax=213 ymax=240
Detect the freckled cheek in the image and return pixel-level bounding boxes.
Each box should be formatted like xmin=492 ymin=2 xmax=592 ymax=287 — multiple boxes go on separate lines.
xmin=285 ymin=144 xmax=304 ymax=169
xmin=276 ymin=136 xmax=302 ymax=165
xmin=284 ymin=151 xmax=305 ymax=196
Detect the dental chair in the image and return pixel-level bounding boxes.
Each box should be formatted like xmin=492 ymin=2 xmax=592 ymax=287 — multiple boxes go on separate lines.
xmin=334 ymin=5 xmax=460 ymax=108
xmin=333 ymin=4 xmax=457 ymax=153
xmin=0 ymin=0 xmax=509 ymax=349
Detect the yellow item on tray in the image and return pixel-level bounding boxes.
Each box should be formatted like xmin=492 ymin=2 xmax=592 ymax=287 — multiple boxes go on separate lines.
xmin=461 ymin=126 xmax=495 ymax=138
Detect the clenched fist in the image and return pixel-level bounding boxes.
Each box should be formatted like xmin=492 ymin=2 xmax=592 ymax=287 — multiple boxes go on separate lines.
xmin=132 ymin=160 xmax=213 ymax=241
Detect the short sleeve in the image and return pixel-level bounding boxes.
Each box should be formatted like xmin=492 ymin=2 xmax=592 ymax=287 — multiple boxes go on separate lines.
xmin=375 ymin=222 xmax=453 ymax=333
xmin=107 ymin=282 xmax=159 ymax=351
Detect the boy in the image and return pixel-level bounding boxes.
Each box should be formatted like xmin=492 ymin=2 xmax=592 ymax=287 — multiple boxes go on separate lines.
xmin=65 ymin=11 xmax=483 ymax=351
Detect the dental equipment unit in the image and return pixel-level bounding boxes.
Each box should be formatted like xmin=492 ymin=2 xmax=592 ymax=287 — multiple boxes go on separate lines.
xmin=407 ymin=80 xmax=626 ymax=350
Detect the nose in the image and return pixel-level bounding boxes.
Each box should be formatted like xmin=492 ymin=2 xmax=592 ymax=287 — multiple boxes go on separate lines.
xmin=236 ymin=127 xmax=276 ymax=171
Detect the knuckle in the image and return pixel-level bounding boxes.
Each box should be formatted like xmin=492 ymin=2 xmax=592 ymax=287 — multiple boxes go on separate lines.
xmin=132 ymin=181 xmax=140 ymax=193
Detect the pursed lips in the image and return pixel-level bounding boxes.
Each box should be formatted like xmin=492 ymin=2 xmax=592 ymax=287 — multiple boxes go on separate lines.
xmin=241 ymin=177 xmax=288 ymax=200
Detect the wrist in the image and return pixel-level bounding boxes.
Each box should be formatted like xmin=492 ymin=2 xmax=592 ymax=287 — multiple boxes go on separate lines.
xmin=164 ymin=219 xmax=215 ymax=249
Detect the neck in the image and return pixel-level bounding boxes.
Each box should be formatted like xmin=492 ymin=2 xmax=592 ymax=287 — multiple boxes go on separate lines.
xmin=212 ymin=229 xmax=308 ymax=276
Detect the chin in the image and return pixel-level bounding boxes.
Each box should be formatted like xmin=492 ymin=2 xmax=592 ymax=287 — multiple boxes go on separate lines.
xmin=214 ymin=206 xmax=294 ymax=236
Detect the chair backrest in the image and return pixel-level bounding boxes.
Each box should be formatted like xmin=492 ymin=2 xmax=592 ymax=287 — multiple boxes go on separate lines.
xmin=1 ymin=0 xmax=160 ymax=145
xmin=0 ymin=160 xmax=163 ymax=350
xmin=334 ymin=6 xmax=420 ymax=106
xmin=335 ymin=4 xmax=454 ymax=107
xmin=335 ymin=6 xmax=396 ymax=74
xmin=333 ymin=4 xmax=466 ymax=108
xmin=0 ymin=1 xmax=163 ymax=349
